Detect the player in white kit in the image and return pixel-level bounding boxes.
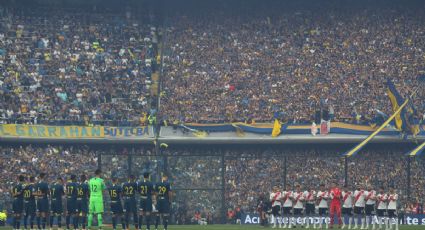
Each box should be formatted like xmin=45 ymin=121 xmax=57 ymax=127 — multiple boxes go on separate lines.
xmin=303 ymin=186 xmax=316 ymax=229
xmin=386 ymin=187 xmax=398 ymax=230
xmin=281 ymin=184 xmax=293 ymax=229
xmin=365 ymin=185 xmax=376 ymax=230
xmin=353 ymin=185 xmax=368 ymax=229
xmin=341 ymin=186 xmax=354 ymax=229
xmin=270 ymin=186 xmax=282 ymax=228
xmin=315 ymin=184 xmax=329 ymax=229
xmin=292 ymin=184 xmax=305 ymax=228
xmin=376 ymin=187 xmax=388 ymax=230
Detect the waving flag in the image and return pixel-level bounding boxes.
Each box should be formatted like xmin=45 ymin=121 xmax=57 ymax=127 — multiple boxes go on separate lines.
xmin=386 ymin=80 xmax=407 ymax=131
xmin=271 ymin=119 xmax=282 ymax=137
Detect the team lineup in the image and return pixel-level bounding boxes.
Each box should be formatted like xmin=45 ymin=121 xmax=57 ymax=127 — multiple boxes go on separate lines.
xmin=10 ymin=170 xmax=172 ymax=230
xmin=266 ymin=182 xmax=399 ymax=230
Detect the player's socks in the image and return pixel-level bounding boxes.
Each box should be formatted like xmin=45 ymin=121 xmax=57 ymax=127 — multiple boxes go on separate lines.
xmin=138 ymin=216 xmax=143 ymax=229
xmin=112 ymin=216 xmax=117 ymax=230
xmin=37 ymin=216 xmax=41 ymax=229
xmin=163 ymin=215 xmax=168 ymax=230
xmin=133 ymin=213 xmax=138 ymax=229
xmin=394 ymin=218 xmax=398 ymax=230
xmin=124 ymin=213 xmax=129 ymax=229
xmin=121 ymin=217 xmax=126 ymax=230
xmin=81 ymin=216 xmax=86 ymax=229
xmin=66 ymin=215 xmax=71 ymax=229
xmin=58 ymin=215 xmax=63 ymax=228
xmin=97 ymin=214 xmax=102 ymax=227
xmin=74 ymin=216 xmax=79 ymax=230
xmin=24 ymin=215 xmax=29 ymax=229
xmin=49 ymin=216 xmax=54 ymax=228
xmin=42 ymin=217 xmax=47 ymax=229
xmin=146 ymin=215 xmax=151 ymax=230
xmin=30 ymin=215 xmax=35 ymax=229
xmin=361 ymin=217 xmax=366 ymax=229
xmin=17 ymin=217 xmax=22 ymax=230
xmin=372 ymin=216 xmax=376 ymax=230
xmin=13 ymin=216 xmax=17 ymax=230
xmin=87 ymin=214 xmax=93 ymax=228
xmin=74 ymin=216 xmax=79 ymax=229
xmin=154 ymin=216 xmax=160 ymax=229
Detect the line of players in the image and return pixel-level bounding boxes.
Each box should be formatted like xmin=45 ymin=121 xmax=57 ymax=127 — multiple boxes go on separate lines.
xmin=269 ymin=183 xmax=399 ymax=230
xmin=11 ymin=172 xmax=172 ymax=230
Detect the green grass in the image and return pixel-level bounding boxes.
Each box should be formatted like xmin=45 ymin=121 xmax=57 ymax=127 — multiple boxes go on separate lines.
xmin=1 ymin=226 xmax=425 ymax=230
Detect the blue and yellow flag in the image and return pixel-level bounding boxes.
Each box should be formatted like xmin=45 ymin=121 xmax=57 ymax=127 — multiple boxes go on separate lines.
xmin=406 ymin=141 xmax=425 ymax=157
xmin=271 ymin=119 xmax=281 ymax=137
xmin=386 ymin=80 xmax=407 ymax=131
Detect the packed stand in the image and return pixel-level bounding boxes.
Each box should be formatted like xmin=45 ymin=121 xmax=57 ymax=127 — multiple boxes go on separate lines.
xmin=0 ymin=4 xmax=157 ymax=126
xmin=1 ymin=145 xmax=424 ymax=221
xmin=0 ymin=145 xmax=97 ymax=209
xmin=161 ymin=0 xmax=425 ymax=124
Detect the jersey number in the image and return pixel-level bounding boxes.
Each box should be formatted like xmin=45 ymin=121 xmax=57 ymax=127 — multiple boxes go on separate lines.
xmin=78 ymin=188 xmax=84 ymax=196
xmin=125 ymin=186 xmax=134 ymax=195
xmin=110 ymin=190 xmax=117 ymax=198
xmin=158 ymin=186 xmax=167 ymax=195
xmin=67 ymin=186 xmax=74 ymax=195
xmin=24 ymin=190 xmax=31 ymax=198
xmin=140 ymin=186 xmax=148 ymax=195
xmin=91 ymin=185 xmax=98 ymax=192
xmin=51 ymin=188 xmax=56 ymax=196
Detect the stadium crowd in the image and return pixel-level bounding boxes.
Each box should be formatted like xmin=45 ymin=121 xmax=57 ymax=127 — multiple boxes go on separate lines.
xmin=0 ymin=5 xmax=157 ymax=126
xmin=161 ymin=1 xmax=425 ymax=124
xmin=0 ymin=145 xmax=424 ymax=222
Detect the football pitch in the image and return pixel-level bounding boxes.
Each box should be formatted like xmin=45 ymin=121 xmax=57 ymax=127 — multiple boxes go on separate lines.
xmin=1 ymin=226 xmax=424 ymax=230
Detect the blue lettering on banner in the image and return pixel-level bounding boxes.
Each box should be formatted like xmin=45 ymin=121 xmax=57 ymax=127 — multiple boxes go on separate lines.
xmin=104 ymin=126 xmax=150 ymax=138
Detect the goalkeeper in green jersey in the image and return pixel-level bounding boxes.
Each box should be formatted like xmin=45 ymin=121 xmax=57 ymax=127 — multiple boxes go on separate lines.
xmin=88 ymin=169 xmax=106 ymax=229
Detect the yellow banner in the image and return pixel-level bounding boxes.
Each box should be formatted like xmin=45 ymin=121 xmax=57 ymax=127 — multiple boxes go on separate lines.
xmin=0 ymin=124 xmax=104 ymax=138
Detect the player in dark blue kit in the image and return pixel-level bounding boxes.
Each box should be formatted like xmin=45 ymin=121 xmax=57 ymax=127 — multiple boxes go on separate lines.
xmin=154 ymin=174 xmax=172 ymax=230
xmin=23 ymin=176 xmax=36 ymax=230
xmin=50 ymin=177 xmax=64 ymax=229
xmin=66 ymin=175 xmax=79 ymax=230
xmin=76 ymin=174 xmax=89 ymax=230
xmin=35 ymin=173 xmax=49 ymax=230
xmin=109 ymin=178 xmax=125 ymax=230
xmin=122 ymin=175 xmax=138 ymax=230
xmin=11 ymin=175 xmax=25 ymax=230
xmin=138 ymin=173 xmax=154 ymax=230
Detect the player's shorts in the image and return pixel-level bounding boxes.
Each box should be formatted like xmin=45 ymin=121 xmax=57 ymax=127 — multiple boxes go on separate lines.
xmin=139 ymin=197 xmax=153 ymax=212
xmin=272 ymin=205 xmax=281 ymax=216
xmin=50 ymin=199 xmax=63 ymax=214
xmin=12 ymin=199 xmax=24 ymax=214
xmin=24 ymin=201 xmax=36 ymax=215
xmin=365 ymin=204 xmax=375 ymax=215
xmin=377 ymin=209 xmax=386 ymax=217
xmin=294 ymin=208 xmax=303 ymax=215
xmin=110 ymin=201 xmax=123 ymax=214
xmin=354 ymin=206 xmax=364 ymax=215
xmin=387 ymin=210 xmax=397 ymax=218
xmin=89 ymin=199 xmax=104 ymax=214
xmin=123 ymin=198 xmax=137 ymax=213
xmin=305 ymin=203 xmax=315 ymax=215
xmin=282 ymin=207 xmax=292 ymax=215
xmin=319 ymin=208 xmax=328 ymax=216
xmin=157 ymin=198 xmax=170 ymax=214
xmin=342 ymin=207 xmax=353 ymax=216
xmin=77 ymin=199 xmax=88 ymax=213
xmin=66 ymin=198 xmax=78 ymax=214
xmin=36 ymin=198 xmax=49 ymax=213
